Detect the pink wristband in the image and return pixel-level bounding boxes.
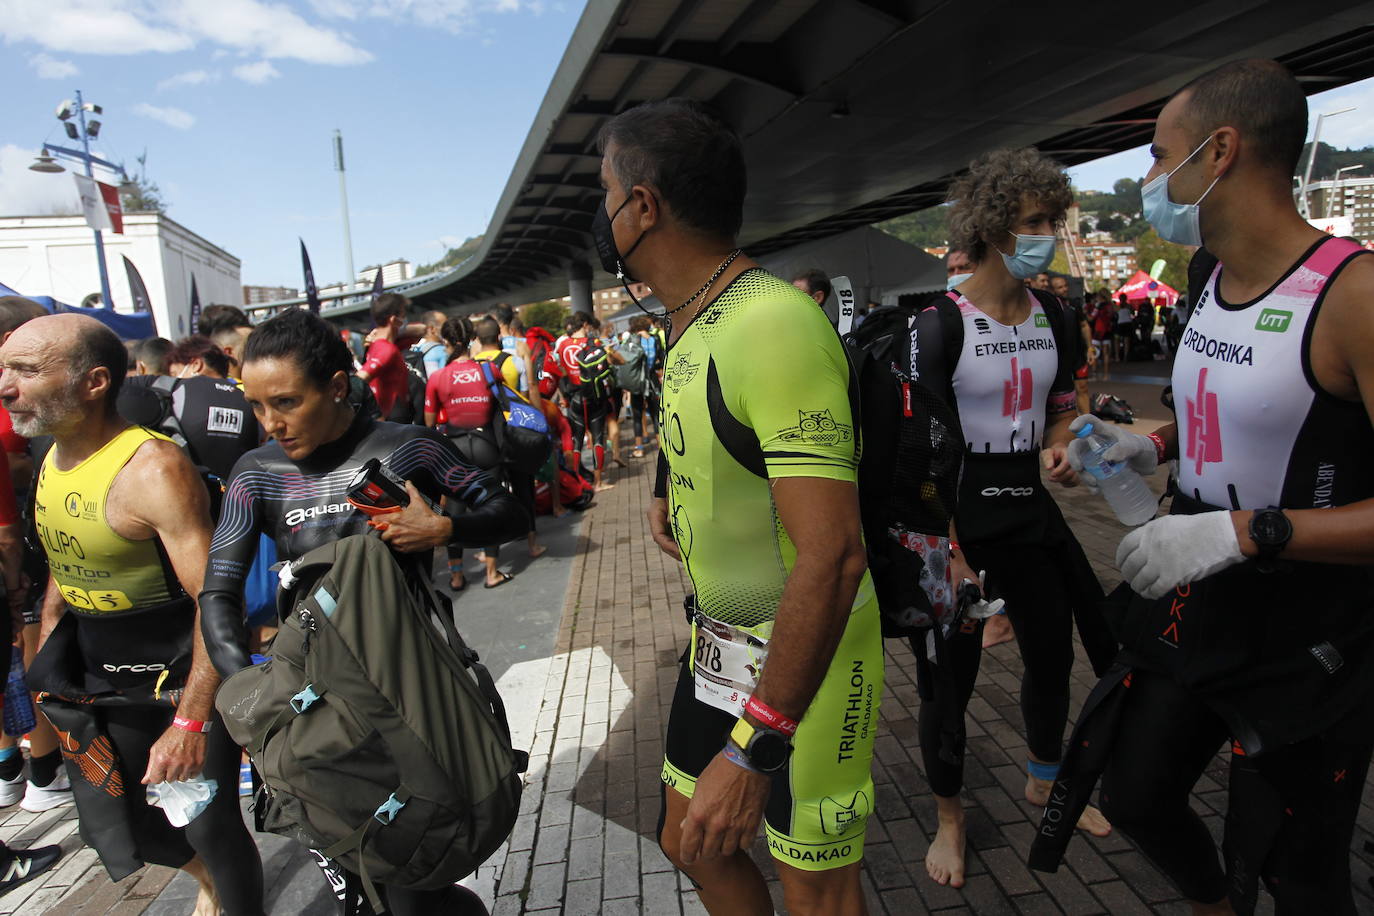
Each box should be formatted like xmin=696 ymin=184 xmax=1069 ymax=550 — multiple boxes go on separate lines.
xmin=744 ymin=696 xmax=798 ymax=737
xmin=173 ymin=716 xmax=212 ymax=734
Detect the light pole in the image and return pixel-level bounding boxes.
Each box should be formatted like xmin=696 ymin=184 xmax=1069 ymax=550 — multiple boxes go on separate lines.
xmin=28 ymin=90 xmax=131 ymax=310
xmin=334 ymin=130 xmax=356 ymax=294
xmin=1299 ymin=106 xmax=1356 ymax=218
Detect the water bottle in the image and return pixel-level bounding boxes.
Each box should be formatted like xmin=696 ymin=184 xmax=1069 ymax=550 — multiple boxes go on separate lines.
xmin=3 ymin=646 xmax=35 ymax=737
xmin=1075 ymin=422 xmax=1158 ymax=527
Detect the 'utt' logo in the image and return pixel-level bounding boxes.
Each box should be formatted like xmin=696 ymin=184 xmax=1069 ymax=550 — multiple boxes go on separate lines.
xmin=1002 ymin=357 xmax=1033 ymax=418
xmin=1185 ymin=367 xmax=1223 ymax=476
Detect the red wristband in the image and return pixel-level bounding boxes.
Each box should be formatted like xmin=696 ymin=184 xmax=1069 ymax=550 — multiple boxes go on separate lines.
xmin=949 ymin=541 xmax=961 ymax=553
xmin=744 ymin=696 xmax=798 ymax=737
xmin=172 ymin=716 xmax=212 ymax=734
xmin=1147 ymin=432 xmax=1167 ymax=464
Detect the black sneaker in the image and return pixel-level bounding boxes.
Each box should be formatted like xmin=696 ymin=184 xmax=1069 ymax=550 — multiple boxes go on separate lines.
xmin=0 ymin=844 xmax=62 ymax=897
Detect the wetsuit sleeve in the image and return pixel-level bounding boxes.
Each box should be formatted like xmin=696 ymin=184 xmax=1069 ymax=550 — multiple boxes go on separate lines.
xmin=199 ymin=453 xmax=264 ymax=677
xmin=736 ymin=305 xmax=859 ymax=482
xmin=1048 ymin=302 xmax=1077 ymax=415
xmin=399 ymin=430 xmax=527 ymax=548
xmin=654 ymin=451 xmax=669 ymax=499
xmin=910 ymin=305 xmax=953 ymax=404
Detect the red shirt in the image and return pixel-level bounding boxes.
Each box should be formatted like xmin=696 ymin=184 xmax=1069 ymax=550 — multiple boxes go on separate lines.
xmin=554 ymin=336 xmax=593 ymax=385
xmin=425 ymin=359 xmax=495 ymax=431
xmin=361 ymin=338 xmax=408 ymax=419
xmin=0 ymin=407 xmax=27 ymax=455
xmin=539 ymin=399 xmax=575 ymax=454
xmin=0 ymin=450 xmax=16 ymax=526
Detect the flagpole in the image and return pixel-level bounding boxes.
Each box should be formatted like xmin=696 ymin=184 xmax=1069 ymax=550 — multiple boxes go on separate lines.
xmin=75 ymin=89 xmax=114 ymax=310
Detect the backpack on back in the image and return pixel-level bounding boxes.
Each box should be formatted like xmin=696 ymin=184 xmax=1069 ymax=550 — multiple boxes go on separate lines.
xmin=478 ymin=360 xmax=553 ymax=475
xmin=613 ymin=338 xmax=647 ymax=393
xmin=216 ymin=535 xmax=526 ymax=910
xmin=842 ymin=305 xmax=966 ymax=639
xmin=392 ymin=350 xmax=429 ymax=425
xmin=575 ymin=340 xmax=615 ymax=400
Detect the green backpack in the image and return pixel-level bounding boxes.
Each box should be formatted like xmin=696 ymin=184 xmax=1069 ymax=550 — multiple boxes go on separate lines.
xmin=215 ymin=535 xmax=525 ymax=909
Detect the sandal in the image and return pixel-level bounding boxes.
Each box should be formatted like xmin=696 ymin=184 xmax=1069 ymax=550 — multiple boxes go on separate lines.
xmin=484 ymin=572 xmax=515 ymax=589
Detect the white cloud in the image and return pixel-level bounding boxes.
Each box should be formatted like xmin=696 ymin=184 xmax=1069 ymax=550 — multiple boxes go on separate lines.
xmin=133 ymin=102 xmax=195 ymax=130
xmin=0 ymin=145 xmax=82 ymax=218
xmin=0 ymin=0 xmax=370 ymax=64
xmin=232 ymin=60 xmax=280 ymax=84
xmin=156 ymin=68 xmax=215 ymax=91
xmin=29 ymin=53 xmax=78 ymax=79
xmin=307 ymin=0 xmax=533 ymax=34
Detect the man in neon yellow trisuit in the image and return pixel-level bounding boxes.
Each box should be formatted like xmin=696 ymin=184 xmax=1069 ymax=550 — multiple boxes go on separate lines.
xmin=591 ymin=98 xmax=883 ymax=916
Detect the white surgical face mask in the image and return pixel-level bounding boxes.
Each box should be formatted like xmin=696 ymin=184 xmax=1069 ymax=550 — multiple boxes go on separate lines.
xmin=1140 ymin=136 xmax=1222 ymax=247
xmin=998 ymin=233 xmax=1057 ymax=280
xmin=946 ymin=272 xmax=973 ymax=290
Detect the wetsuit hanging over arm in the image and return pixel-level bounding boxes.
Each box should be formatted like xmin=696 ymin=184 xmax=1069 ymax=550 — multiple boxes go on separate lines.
xmin=199 ymin=415 xmax=525 ymax=678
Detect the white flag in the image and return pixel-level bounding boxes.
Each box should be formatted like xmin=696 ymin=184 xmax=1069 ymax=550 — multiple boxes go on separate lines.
xmin=72 ymin=173 xmax=113 ymax=232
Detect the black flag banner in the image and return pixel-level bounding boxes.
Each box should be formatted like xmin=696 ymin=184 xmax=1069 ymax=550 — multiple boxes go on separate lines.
xmin=190 ymin=274 xmax=202 ymax=331
xmin=370 ymin=266 xmax=384 ymax=307
xmin=123 ymin=256 xmax=152 ymax=313
xmin=301 ymin=239 xmax=321 ymax=313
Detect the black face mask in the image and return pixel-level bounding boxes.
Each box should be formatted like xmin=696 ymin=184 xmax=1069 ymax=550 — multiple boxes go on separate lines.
xmin=591 ymin=192 xmax=652 ymax=283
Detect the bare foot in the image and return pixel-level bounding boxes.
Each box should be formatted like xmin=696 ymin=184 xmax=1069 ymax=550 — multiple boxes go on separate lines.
xmin=982 ymin=613 xmax=1014 ymax=649
xmin=1028 ymin=772 xmax=1113 ymax=837
xmin=181 ymin=857 xmax=221 ymax=916
xmin=529 ymin=544 xmax=548 ymax=560
xmin=1075 ymin=803 xmax=1113 ymax=837
xmin=449 ymin=571 xmax=466 ymax=591
xmin=551 ymin=506 xmax=568 ymax=518
xmin=926 ymin=798 xmax=967 ymax=888
xmin=596 ymin=482 xmax=616 ymax=492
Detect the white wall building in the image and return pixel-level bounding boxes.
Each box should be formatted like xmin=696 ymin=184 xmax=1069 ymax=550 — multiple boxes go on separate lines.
xmin=0 ymin=214 xmax=240 ymax=339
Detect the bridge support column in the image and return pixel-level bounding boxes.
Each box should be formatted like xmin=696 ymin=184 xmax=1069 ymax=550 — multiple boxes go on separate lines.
xmin=569 ymin=261 xmax=593 ymax=316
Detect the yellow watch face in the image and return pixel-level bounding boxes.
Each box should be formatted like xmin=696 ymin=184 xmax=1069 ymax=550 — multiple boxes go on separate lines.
xmin=729 ymin=717 xmax=756 ymax=749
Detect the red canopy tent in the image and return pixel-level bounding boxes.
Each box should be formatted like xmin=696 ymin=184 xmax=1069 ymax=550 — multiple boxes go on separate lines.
xmin=1113 ymin=270 xmax=1178 ymax=308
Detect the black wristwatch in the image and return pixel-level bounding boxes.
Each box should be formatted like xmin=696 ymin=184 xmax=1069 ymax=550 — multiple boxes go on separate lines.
xmin=1248 ymin=507 xmax=1293 ymax=572
xmin=729 ymin=719 xmax=792 ymax=773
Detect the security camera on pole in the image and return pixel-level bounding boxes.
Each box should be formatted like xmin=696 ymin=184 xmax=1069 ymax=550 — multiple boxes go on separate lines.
xmin=28 ymin=90 xmax=136 ymax=310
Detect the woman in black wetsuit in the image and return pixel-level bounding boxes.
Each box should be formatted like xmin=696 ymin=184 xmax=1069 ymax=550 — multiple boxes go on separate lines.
xmin=909 ymin=149 xmax=1118 ymax=890
xmin=198 ymin=309 xmax=526 ymax=915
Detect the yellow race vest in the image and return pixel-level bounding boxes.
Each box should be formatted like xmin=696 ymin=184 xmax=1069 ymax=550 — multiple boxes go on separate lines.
xmin=35 ymin=426 xmax=179 ymax=614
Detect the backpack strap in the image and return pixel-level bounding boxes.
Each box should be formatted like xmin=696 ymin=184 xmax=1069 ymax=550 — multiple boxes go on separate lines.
xmin=1188 ymin=247 xmax=1220 ymax=302
xmin=1028 ymin=288 xmax=1076 ymax=363
xmin=150 ymin=375 xmax=191 ymax=452
xmin=935 ymin=292 xmax=966 ymax=377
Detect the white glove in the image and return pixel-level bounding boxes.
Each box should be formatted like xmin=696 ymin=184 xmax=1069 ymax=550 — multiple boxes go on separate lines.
xmin=1116 ymin=512 xmax=1243 ymax=600
xmin=1067 ymin=415 xmax=1158 ymax=491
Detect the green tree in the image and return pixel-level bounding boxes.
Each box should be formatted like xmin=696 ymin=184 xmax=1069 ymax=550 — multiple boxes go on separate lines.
xmin=120 ymin=174 xmax=167 ymax=213
xmin=1132 ymin=228 xmax=1191 ymax=294
xmin=418 ymin=234 xmax=484 ymax=275
xmin=119 ymin=152 xmax=168 ymax=213
xmin=876 ymin=205 xmax=952 ymax=249
xmin=522 ymin=300 xmax=567 ymax=333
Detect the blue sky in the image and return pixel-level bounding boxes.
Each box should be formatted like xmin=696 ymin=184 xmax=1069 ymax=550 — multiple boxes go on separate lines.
xmin=1 ymin=0 xmax=583 ymax=289
xmin=3 ymin=2 xmax=1372 ymax=291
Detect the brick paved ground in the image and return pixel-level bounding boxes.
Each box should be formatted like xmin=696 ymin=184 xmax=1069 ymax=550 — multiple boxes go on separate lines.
xmin=8 ymin=376 xmax=1374 ymax=913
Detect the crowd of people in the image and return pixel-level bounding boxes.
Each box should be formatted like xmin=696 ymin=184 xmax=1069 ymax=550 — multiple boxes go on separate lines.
xmin=0 ymin=55 xmax=1367 ymax=916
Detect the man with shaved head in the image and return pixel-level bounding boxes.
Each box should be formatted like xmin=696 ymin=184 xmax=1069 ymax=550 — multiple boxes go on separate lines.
xmin=1 ymin=315 xmax=263 ymax=915
xmin=1037 ymin=59 xmax=1374 ymax=913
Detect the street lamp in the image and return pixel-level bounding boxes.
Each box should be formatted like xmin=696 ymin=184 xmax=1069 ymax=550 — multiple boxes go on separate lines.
xmin=1299 ymin=106 xmax=1356 ymax=218
xmin=26 ymin=89 xmax=130 ymax=310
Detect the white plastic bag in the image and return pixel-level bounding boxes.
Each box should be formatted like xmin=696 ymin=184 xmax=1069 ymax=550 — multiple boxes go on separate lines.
xmin=146 ymin=776 xmax=218 ymax=827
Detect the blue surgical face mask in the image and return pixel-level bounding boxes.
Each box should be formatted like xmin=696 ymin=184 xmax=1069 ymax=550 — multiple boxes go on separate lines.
xmin=998 ymin=233 xmax=1057 ymax=280
xmin=1141 ymin=136 xmax=1222 ymax=247
xmin=946 ymin=272 xmax=973 ymax=290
